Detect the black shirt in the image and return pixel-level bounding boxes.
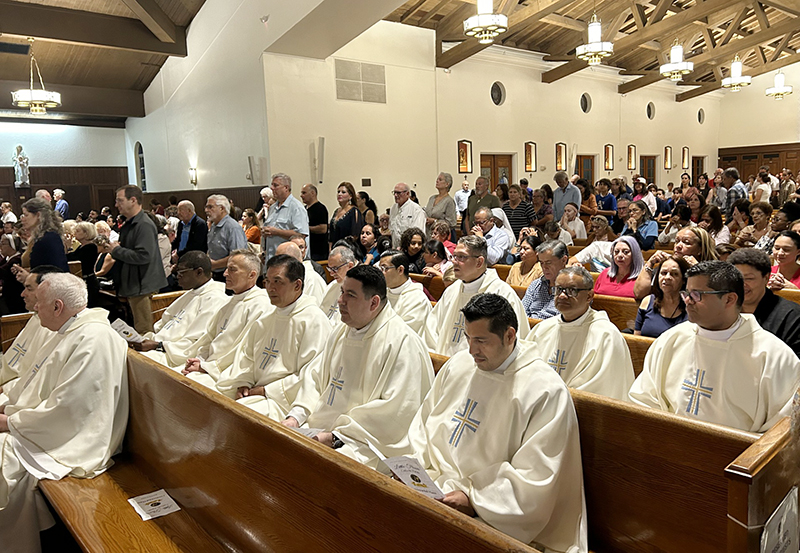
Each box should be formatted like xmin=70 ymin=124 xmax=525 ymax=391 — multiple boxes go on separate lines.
xmin=753 ymin=289 xmax=800 ymax=357
xmin=307 ymin=201 xmax=329 ymax=261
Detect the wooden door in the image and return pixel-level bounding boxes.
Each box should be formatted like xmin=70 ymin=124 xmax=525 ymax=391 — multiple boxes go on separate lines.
xmin=761 ymin=152 xmax=782 ymax=175
xmin=740 ymin=155 xmax=760 ymax=182
xmin=575 ymin=155 xmax=594 ymax=184
xmin=479 ymin=154 xmax=513 ymax=190
xmin=691 ymin=157 xmax=705 ymax=182
xmin=640 ymin=156 xmax=657 ymax=186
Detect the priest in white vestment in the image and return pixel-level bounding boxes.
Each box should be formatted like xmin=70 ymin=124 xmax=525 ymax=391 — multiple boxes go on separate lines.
xmin=630 ymin=260 xmax=800 ymax=433
xmin=526 ymin=266 xmax=634 ymax=400
xmin=134 ymin=251 xmax=228 ymax=366
xmin=0 ymin=273 xmax=128 ymax=553
xmin=283 ymin=265 xmax=433 ymax=467
xmin=216 ymin=255 xmax=331 ymax=420
xmin=182 ymin=250 xmax=273 ymax=388
xmin=286 ymin=234 xmax=327 ymax=305
xmin=319 ymin=245 xmax=358 ymax=325
xmin=424 ymin=235 xmax=529 ymax=357
xmin=407 ymin=293 xmax=587 ymax=553
xmin=378 ymin=250 xmax=431 ymax=334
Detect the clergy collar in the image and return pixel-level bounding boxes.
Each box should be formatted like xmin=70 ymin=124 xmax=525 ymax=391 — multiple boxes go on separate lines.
xmin=58 ymin=308 xmax=87 ymax=334
xmin=191 ymin=278 xmax=215 ymax=294
xmin=347 ymin=316 xmax=376 ymax=338
xmin=389 ymin=278 xmax=412 ymax=294
xmin=492 ymin=342 xmax=519 ymax=375
xmin=559 ymin=308 xmax=592 ymax=326
xmin=460 ymin=271 xmax=486 ymax=293
xmin=697 ymin=315 xmax=743 ymax=341
xmin=232 ymin=285 xmax=256 ymax=300
xmin=276 ymin=294 xmax=303 ymax=315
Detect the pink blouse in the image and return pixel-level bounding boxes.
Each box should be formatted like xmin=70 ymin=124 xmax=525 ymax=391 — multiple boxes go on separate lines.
xmin=593 ymin=267 xmax=637 ymax=298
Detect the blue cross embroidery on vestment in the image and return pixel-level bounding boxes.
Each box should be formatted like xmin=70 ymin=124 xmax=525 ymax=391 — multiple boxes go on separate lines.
xmin=328 ymin=304 xmax=339 ymax=318
xmin=8 ymin=341 xmax=28 ymax=367
xmin=258 ymin=338 xmax=279 ymax=371
xmin=21 ymin=355 xmax=48 ymax=390
xmin=449 ymin=398 xmax=481 ymax=447
xmin=681 ymin=369 xmax=714 ymax=416
xmin=161 ymin=309 xmax=185 ymax=331
xmin=327 ymin=366 xmax=345 ymax=406
xmin=451 ymin=313 xmax=466 ymax=344
xmin=548 ymin=349 xmax=569 ymax=376
xmin=219 ymin=318 xmax=230 ymax=333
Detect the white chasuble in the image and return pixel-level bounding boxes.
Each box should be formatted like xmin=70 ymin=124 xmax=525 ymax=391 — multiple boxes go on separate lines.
xmin=386 ymin=278 xmax=432 ymax=334
xmin=143 ymin=279 xmax=228 ymax=367
xmin=629 ymin=315 xmax=800 ymax=433
xmin=303 ymin=260 xmax=327 ymax=305
xmin=291 ymin=304 xmax=433 ymax=467
xmin=0 ymin=315 xmax=55 ymax=406
xmin=1 ymin=308 xmax=128 ymax=552
xmin=424 ymin=269 xmax=529 ymax=357
xmin=216 ymin=295 xmax=331 ymax=420
xmin=180 ymin=286 xmax=273 ymax=387
xmin=320 ymin=280 xmax=342 ymax=326
xmin=525 ymin=309 xmax=634 ymax=401
xmin=405 ymin=342 xmax=587 ymax=553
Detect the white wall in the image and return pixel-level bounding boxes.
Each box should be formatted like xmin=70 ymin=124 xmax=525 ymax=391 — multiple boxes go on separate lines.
xmin=0 ymin=123 xmax=126 ymax=167
xmin=718 ymin=64 xmax=800 ymax=148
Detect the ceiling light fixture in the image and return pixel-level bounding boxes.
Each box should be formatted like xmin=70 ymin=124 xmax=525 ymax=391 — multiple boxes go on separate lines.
xmin=576 ymin=13 xmax=613 ymax=66
xmin=766 ymin=70 xmax=793 ymax=100
xmin=11 ymin=38 xmax=61 ymax=115
xmin=464 ymin=0 xmax=508 ymax=45
xmin=660 ymin=40 xmax=693 ymax=81
xmin=721 ymin=54 xmax=751 ymax=92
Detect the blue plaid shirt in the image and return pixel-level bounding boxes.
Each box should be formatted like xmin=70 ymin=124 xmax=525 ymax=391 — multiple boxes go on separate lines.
xmin=724 ymin=181 xmax=748 ymax=220
xmin=522 ymin=275 xmax=559 ymax=320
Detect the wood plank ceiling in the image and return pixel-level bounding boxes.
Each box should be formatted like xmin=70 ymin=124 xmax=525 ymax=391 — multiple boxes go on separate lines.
xmin=0 ymin=0 xmax=205 ymax=125
xmin=385 ymin=0 xmax=800 ymax=101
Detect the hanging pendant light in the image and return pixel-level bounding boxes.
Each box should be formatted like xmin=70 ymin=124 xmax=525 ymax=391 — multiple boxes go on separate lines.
xmin=464 ymin=0 xmax=508 ymax=45
xmin=576 ymin=14 xmax=613 ymax=66
xmin=660 ymin=40 xmax=694 ymax=81
xmin=765 ymin=70 xmax=793 ymax=100
xmin=11 ymin=38 xmax=61 ymax=115
xmin=721 ymin=54 xmax=751 ymax=92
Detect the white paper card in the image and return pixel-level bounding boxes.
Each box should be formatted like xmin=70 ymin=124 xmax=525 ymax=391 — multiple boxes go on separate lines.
xmin=111 ymin=318 xmax=144 ymax=343
xmin=128 ymin=489 xmax=181 ymax=521
xmin=382 ymin=456 xmax=444 ymax=500
xmin=760 ymin=486 xmax=798 ymax=553
xmin=293 ymin=427 xmax=324 ymax=439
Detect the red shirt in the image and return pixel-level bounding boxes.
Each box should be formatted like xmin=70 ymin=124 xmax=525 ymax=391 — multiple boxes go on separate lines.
xmin=771 ymin=264 xmax=800 ymax=289
xmin=593 ymin=267 xmax=637 ymax=298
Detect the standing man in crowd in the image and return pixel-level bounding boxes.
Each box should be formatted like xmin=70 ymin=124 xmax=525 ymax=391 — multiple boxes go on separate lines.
xmin=553 ymin=172 xmax=581 ymax=220
xmin=465 ymin=176 xmax=499 ymax=230
xmin=389 ymin=182 xmax=426 ymax=248
xmin=205 ymin=194 xmax=248 ymax=282
xmin=454 ymin=179 xmax=472 ymax=235
xmin=300 ymin=183 xmax=328 ymax=261
xmin=262 ymin=173 xmax=309 ymax=263
xmin=105 ymin=185 xmax=167 ymax=333
xmin=721 ymin=168 xmax=748 ymax=220
xmin=53 ymin=189 xmax=69 ymax=220
xmin=173 ymin=200 xmax=207 ymax=258
xmin=35 ymin=190 xmax=52 ymax=204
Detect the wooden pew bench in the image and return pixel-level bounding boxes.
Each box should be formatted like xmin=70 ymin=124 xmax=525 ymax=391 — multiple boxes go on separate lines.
xmin=150 ymin=290 xmax=186 ymax=326
xmin=40 ymin=352 xmax=537 ymax=553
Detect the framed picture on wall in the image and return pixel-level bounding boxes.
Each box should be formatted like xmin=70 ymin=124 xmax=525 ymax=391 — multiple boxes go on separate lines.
xmin=458 ymin=140 xmax=473 ymax=173
xmin=556 ymin=142 xmax=567 ymax=171
xmin=664 ymin=146 xmax=673 ymax=170
xmin=604 ymin=144 xmax=614 ymax=171
xmin=682 ymin=147 xmax=690 ymax=170
xmin=524 ymin=142 xmax=537 ymax=172
xmin=627 ymin=145 xmax=636 ymax=171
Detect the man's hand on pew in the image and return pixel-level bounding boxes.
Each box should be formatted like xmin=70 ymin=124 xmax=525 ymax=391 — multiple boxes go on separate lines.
xmin=133 ymin=340 xmax=159 ymax=352
xmin=182 ymin=358 xmax=207 ymax=375
xmin=440 ymin=490 xmax=475 ymax=517
xmin=0 ymin=414 xmax=8 ymax=433
xmin=281 ymin=416 xmax=299 ymax=428
xmin=236 ymin=386 xmax=265 ymax=399
xmin=313 ymin=432 xmax=334 ymax=448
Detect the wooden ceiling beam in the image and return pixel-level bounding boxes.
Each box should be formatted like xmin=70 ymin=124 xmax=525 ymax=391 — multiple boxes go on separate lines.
xmin=718 ymin=6 xmax=751 ymax=47
xmin=0 ymin=0 xmax=186 ymax=56
xmin=417 ymin=0 xmax=450 ymax=27
xmin=648 ymin=0 xmax=673 ymax=26
xmin=759 ymin=0 xmax=800 ymax=17
xmin=604 ymin=9 xmax=633 ymax=41
xmin=0 ymin=79 xmax=144 ymax=117
xmin=770 ymin=31 xmax=794 ymax=60
xmin=400 ymin=0 xmax=428 ymax=23
xmin=119 ymin=0 xmax=177 ymax=43
xmin=631 ymin=1 xmax=648 ymax=29
xmin=752 ymin=1 xmax=771 ymax=30
xmin=540 ymin=14 xmax=587 ymax=33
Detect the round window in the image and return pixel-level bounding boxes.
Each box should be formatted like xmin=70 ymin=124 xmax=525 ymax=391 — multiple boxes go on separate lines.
xmin=698 ymin=108 xmax=705 ymax=124
xmin=646 ymin=102 xmax=656 ymax=120
xmin=491 ymin=81 xmax=506 ymax=106
xmin=580 ymin=93 xmax=592 ymax=113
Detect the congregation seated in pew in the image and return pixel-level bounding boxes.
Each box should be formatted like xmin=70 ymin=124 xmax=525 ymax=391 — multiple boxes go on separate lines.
xmin=629 ymin=260 xmax=800 ymax=433
xmin=379 ymin=250 xmax=431 ymax=335
xmin=526 ymin=266 xmax=634 ymax=401
xmin=634 ymin=255 xmax=689 ymax=338
xmin=407 ymin=293 xmax=587 ymax=552
xmin=592 ymin=236 xmax=642 ymax=299
xmin=505 ymin=234 xmax=542 ymax=288
xmin=522 ymin=239 xmax=568 ymax=320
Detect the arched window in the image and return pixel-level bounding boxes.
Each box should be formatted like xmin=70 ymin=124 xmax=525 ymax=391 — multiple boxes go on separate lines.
xmin=135 ymin=142 xmax=147 ymax=191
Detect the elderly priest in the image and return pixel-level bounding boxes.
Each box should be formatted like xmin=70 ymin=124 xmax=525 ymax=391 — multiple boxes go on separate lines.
xmin=406 ymin=293 xmax=586 ymax=552
xmin=0 ymin=273 xmax=128 ymax=552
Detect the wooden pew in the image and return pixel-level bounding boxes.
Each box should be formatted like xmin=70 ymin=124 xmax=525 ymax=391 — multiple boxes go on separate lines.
xmin=493 ymin=264 xmax=511 ymax=281
xmin=40 ymin=352 xmax=537 ymax=553
xmin=150 ymin=290 xmax=186 ymax=325
xmin=1 ymin=312 xmax=33 ymax=353
xmin=318 ymin=259 xmax=331 ymax=283
xmin=775 ymin=287 xmax=800 ymax=306
xmin=592 ymin=294 xmax=638 ymax=331
xmin=410 ymin=273 xmax=446 ymax=300
xmin=68 ymin=260 xmax=82 ymax=278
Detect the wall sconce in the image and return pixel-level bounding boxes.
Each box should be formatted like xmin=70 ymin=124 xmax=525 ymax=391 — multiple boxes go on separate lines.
xmin=189 ymin=167 xmax=197 ymax=186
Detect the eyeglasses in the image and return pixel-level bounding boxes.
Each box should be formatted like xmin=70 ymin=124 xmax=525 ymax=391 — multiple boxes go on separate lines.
xmin=551 ymin=286 xmax=592 ymax=298
xmin=175 ymin=268 xmax=194 ymax=277
xmin=452 ymin=254 xmax=479 ymax=263
xmin=377 ymin=264 xmax=396 ymax=273
xmin=392 ymin=191 xmax=408 ymax=196
xmin=679 ymin=290 xmax=733 ymax=303
xmin=327 ymin=262 xmax=349 ymax=273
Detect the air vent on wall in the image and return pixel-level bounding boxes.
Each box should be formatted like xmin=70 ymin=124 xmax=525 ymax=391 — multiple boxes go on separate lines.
xmin=335 ymin=59 xmax=386 ymax=104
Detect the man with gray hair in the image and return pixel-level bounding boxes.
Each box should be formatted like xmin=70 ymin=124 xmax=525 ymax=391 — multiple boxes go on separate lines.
xmin=173 ymin=200 xmax=208 ymax=258
xmin=34 ymin=189 xmax=52 ymax=203
xmin=552 ymin=172 xmax=581 ymax=220
xmin=276 ymin=241 xmax=326 ymax=305
xmin=262 ymin=173 xmax=309 ymax=263
xmin=470 ymin=206 xmax=510 ymax=266
xmin=320 ymin=245 xmax=359 ymax=325
xmin=389 ymin=182 xmax=426 ymax=248
xmin=205 ymin=194 xmax=248 ymax=282
xmin=0 ymin=272 xmax=128 ymax=550
xmin=721 ymin=167 xmax=748 ymax=220
xmin=525 ymin=266 xmax=634 ymax=400
xmin=53 ymin=188 xmax=69 ymax=219
xmin=522 ymin=240 xmax=569 ymax=320
xmin=424 ymin=235 xmax=529 ymax=357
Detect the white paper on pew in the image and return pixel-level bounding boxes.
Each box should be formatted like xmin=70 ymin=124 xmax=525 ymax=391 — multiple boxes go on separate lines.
xmin=111 ymin=319 xmax=144 ymax=343
xmin=128 ymin=489 xmax=181 ymax=521
xmin=760 ymin=486 xmax=797 ymax=553
xmin=293 ymin=427 xmax=325 ymax=439
xmin=382 ymin=456 xmax=444 ymax=500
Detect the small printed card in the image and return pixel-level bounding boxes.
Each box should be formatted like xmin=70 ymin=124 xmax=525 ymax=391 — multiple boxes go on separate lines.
xmin=128 ymin=489 xmax=181 ymax=521
xmin=382 ymin=456 xmax=444 ymax=500
xmin=111 ymin=318 xmax=144 ymax=343
xmin=293 ymin=427 xmax=325 ymax=439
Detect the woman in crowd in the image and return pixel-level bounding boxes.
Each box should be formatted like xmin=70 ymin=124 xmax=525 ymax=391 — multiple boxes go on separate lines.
xmin=769 ymin=230 xmax=800 ymax=290
xmin=68 ymin=222 xmax=99 ymax=279
xmin=696 ymin=173 xmax=711 ymax=200
xmin=685 ymin=189 xmax=706 ymax=223
xmin=149 ymin=213 xmax=172 ymax=281
xmin=611 ymin=178 xmax=632 ymax=202
xmin=735 ymin=201 xmax=772 ymax=248
xmin=503 ymin=184 xmax=536 ymax=240
xmin=576 ymin=179 xmax=598 ymax=231
xmin=329 ymin=181 xmax=365 ymax=247
xmin=400 ymin=227 xmax=426 ymax=274
xmin=635 ymin=256 xmax=689 ymax=338
xmin=506 ymin=234 xmax=543 ymax=288
xmin=529 ymin=188 xmax=553 ymax=231
xmin=257 ymin=187 xmax=274 ymax=222
xmin=620 ymin=200 xmax=658 ymax=250
xmin=14 ymin=197 xmax=68 ymax=277
xmin=560 ymin=203 xmax=587 ymax=241
xmin=752 ymin=172 xmax=772 ymax=204
xmin=378 ymin=213 xmax=391 ymax=237
xmin=710 ymin=173 xmax=726 ymax=207
xmin=360 ymin=223 xmax=380 ymax=264
xmin=494 ymin=183 xmax=509 ymax=203
xmin=430 ymin=219 xmax=456 ymax=255
xmin=241 ymin=208 xmax=261 ymax=245
xmin=726 ymin=199 xmax=752 ymax=239
xmin=424 ymin=172 xmax=457 ymax=238
xmin=779 ymin=169 xmax=796 ymax=206
xmin=588 ymin=215 xmax=616 ymax=243
xmin=356 ymin=191 xmax=378 ymax=226
xmin=632 ymin=179 xmax=646 ymax=202
xmin=593 ymin=235 xmax=643 ymax=298
xmin=540 ymin=184 xmax=554 ymax=205
xmin=657 ymin=205 xmax=692 ymax=245
xmin=62 ymin=220 xmax=80 ymax=253
xmin=698 ymin=205 xmax=731 ymax=246
xmin=421 ymin=239 xmax=455 ymax=285
xmin=756 ymin=202 xmax=800 ymax=254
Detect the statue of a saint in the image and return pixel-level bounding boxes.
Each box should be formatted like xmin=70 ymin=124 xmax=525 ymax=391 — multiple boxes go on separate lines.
xmin=12 ymin=145 xmax=29 ymax=188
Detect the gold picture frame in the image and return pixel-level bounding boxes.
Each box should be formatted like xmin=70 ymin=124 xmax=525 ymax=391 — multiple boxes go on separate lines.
xmin=458 ymin=140 xmax=473 ymax=173
xmin=524 ymin=142 xmax=537 ymax=172
xmin=682 ymin=147 xmax=690 ymax=170
xmin=627 ymin=145 xmax=636 ymax=170
xmin=556 ymin=142 xmax=567 ymax=171
xmin=664 ymin=146 xmax=673 ymax=170
xmin=604 ymin=144 xmax=614 ymax=171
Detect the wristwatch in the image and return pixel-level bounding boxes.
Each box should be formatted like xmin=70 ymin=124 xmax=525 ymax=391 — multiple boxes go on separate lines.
xmin=156 ymin=342 xmax=165 ymax=352
xmin=331 ymin=433 xmax=345 ymax=449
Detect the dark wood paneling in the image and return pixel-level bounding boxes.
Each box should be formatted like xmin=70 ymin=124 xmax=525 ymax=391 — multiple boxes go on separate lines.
xmin=719 ymin=142 xmax=800 ymax=176
xmin=143 ymin=186 xmax=264 ymax=215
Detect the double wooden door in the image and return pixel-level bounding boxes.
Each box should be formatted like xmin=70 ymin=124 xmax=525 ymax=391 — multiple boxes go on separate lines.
xmin=480 ymin=154 xmax=513 ymax=189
